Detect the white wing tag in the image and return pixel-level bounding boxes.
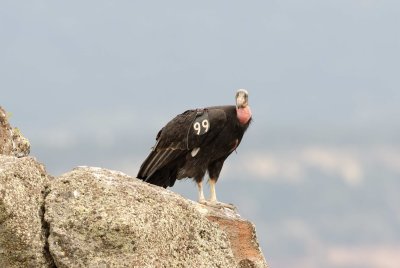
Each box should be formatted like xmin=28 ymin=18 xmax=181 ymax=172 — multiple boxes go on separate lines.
xmin=193 ymin=112 xmax=210 ymax=135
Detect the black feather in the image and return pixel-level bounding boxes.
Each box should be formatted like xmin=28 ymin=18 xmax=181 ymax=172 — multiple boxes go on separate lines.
xmin=137 ymin=105 xmax=251 ymax=188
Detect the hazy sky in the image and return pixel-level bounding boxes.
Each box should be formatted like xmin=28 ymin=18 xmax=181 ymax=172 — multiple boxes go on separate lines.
xmin=2 ymin=1 xmax=399 ymax=129
xmin=2 ymin=1 xmax=400 ymax=267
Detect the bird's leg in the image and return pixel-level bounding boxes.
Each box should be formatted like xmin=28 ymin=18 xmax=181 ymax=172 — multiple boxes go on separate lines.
xmin=206 ymin=178 xmax=236 ymax=210
xmin=209 ymin=178 xmax=218 ymax=203
xmin=197 ymin=180 xmax=206 ymax=203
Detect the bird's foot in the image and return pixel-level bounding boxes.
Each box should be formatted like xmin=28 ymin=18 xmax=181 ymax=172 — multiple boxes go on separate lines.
xmin=199 ymin=200 xmax=236 ymax=210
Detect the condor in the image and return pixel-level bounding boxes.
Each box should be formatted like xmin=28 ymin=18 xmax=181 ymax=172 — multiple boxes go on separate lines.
xmin=137 ymin=89 xmax=252 ymax=208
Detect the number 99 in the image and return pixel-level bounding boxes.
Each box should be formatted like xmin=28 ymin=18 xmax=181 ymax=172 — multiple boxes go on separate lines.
xmin=193 ymin=119 xmax=209 ymax=135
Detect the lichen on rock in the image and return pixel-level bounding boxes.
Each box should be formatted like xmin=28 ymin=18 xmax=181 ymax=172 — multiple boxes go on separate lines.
xmin=45 ymin=167 xmax=238 ymax=268
xmin=0 ymin=155 xmax=52 ymax=268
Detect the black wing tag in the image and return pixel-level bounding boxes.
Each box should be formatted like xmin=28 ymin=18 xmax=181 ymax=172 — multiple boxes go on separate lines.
xmin=193 ymin=111 xmax=210 ymax=136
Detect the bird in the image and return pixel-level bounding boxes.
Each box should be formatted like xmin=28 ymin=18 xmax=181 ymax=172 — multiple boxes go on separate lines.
xmin=137 ymin=89 xmax=252 ymax=208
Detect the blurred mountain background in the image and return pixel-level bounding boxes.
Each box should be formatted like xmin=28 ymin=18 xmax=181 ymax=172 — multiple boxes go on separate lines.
xmin=2 ymin=1 xmax=399 ymax=267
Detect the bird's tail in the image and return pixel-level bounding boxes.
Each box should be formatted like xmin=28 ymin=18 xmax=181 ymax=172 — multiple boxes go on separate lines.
xmin=137 ymin=149 xmax=183 ymax=188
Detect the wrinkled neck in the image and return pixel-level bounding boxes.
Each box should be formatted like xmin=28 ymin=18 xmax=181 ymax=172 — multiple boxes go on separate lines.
xmin=236 ymin=106 xmax=252 ymax=125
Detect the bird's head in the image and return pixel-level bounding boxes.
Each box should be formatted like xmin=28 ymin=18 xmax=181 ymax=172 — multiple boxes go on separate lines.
xmin=236 ymin=89 xmax=249 ymax=109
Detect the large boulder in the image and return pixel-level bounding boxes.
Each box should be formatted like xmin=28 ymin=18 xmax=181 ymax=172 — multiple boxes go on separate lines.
xmin=0 ymin=155 xmax=53 ymax=268
xmin=0 ymin=158 xmax=268 ymax=268
xmin=45 ymin=167 xmax=239 ymax=267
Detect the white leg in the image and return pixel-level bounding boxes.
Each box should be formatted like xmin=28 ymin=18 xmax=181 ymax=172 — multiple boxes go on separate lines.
xmin=197 ymin=180 xmax=205 ymax=203
xmin=209 ymin=178 xmax=217 ymax=203
xmin=206 ymin=178 xmax=236 ymax=210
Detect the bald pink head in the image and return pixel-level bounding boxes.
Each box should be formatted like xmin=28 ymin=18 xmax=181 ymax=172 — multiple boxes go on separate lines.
xmin=237 ymin=106 xmax=252 ymax=124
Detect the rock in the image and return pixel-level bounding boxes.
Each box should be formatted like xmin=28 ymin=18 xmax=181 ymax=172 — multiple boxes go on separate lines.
xmin=0 ymin=155 xmax=53 ymax=268
xmin=45 ymin=166 xmax=239 ymax=267
xmin=0 ymin=107 xmax=30 ymax=157
xmin=195 ymin=205 xmax=268 ymax=268
xmin=0 ymin=158 xmax=268 ymax=268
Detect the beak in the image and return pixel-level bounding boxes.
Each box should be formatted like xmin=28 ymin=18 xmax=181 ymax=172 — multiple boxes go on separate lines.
xmin=236 ymin=94 xmax=247 ymax=108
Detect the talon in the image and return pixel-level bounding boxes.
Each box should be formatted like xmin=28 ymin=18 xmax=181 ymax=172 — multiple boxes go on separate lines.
xmin=201 ymin=200 xmax=236 ymax=210
xmin=214 ymin=202 xmax=236 ymax=210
